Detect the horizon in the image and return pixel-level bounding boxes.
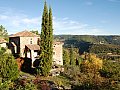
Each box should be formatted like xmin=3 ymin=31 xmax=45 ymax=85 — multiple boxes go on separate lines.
xmin=0 ymin=0 xmax=120 ymax=35
xmin=8 ymin=30 xmax=120 ymax=36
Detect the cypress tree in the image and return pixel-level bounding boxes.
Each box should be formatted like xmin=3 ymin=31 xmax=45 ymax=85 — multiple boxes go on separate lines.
xmin=38 ymin=2 xmax=53 ymax=76
xmin=70 ymin=46 xmax=75 ymax=65
xmin=48 ymin=7 xmax=53 ymax=70
xmin=63 ymin=49 xmax=70 ymax=65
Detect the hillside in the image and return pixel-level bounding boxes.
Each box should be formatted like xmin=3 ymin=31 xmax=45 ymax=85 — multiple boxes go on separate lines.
xmin=54 ymin=35 xmax=120 ymax=55
xmin=54 ymin=35 xmax=120 ymax=45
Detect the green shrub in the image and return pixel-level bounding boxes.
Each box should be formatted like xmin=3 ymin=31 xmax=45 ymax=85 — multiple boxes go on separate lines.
xmin=0 ymin=53 xmax=19 ymax=82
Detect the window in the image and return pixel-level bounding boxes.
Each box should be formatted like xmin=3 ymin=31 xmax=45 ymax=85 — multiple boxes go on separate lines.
xmin=53 ymin=52 xmax=55 ymax=55
xmin=30 ymin=38 xmax=32 ymax=44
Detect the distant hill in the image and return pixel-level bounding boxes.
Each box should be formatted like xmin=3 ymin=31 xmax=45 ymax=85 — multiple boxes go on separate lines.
xmin=54 ymin=35 xmax=120 ymax=55
xmin=54 ymin=35 xmax=120 ymax=45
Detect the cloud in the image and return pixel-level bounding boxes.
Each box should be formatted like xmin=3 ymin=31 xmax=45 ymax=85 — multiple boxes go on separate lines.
xmin=22 ymin=18 xmax=40 ymax=25
xmin=53 ymin=17 xmax=105 ymax=35
xmin=0 ymin=7 xmax=41 ymax=34
xmin=0 ymin=7 xmax=106 ymax=35
xmin=0 ymin=15 xmax=8 ymax=20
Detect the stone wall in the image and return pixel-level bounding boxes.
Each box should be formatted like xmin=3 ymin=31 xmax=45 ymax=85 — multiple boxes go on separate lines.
xmin=20 ymin=37 xmax=40 ymax=57
xmin=53 ymin=42 xmax=64 ymax=65
xmin=9 ymin=35 xmax=64 ymax=66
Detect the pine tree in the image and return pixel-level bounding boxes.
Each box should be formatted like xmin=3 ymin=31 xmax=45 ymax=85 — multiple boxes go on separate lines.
xmin=38 ymin=2 xmax=53 ymax=76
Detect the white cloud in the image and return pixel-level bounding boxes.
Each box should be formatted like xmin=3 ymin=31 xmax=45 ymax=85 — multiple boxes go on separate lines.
xmin=0 ymin=15 xmax=8 ymax=20
xmin=0 ymin=7 xmax=107 ymax=35
xmin=53 ymin=17 xmax=105 ymax=35
xmin=22 ymin=18 xmax=40 ymax=24
xmin=0 ymin=7 xmax=41 ymax=34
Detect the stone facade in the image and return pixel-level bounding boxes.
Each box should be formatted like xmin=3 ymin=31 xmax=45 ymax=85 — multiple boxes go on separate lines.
xmin=9 ymin=31 xmax=40 ymax=60
xmin=20 ymin=37 xmax=39 ymax=57
xmin=53 ymin=42 xmax=64 ymax=65
xmin=9 ymin=30 xmax=63 ymax=66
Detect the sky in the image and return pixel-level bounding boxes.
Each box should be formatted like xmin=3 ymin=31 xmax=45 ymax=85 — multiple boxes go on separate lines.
xmin=0 ymin=0 xmax=120 ymax=35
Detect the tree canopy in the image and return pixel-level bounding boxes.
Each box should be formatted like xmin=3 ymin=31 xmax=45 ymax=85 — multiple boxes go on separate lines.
xmin=0 ymin=25 xmax=8 ymax=40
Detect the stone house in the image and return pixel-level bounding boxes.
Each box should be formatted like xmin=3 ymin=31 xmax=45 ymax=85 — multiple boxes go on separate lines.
xmin=53 ymin=42 xmax=64 ymax=65
xmin=9 ymin=30 xmax=63 ymax=66
xmin=0 ymin=38 xmax=7 ymax=48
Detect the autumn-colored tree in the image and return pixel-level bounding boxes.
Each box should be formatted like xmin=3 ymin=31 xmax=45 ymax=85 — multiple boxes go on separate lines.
xmin=81 ymin=53 xmax=103 ymax=73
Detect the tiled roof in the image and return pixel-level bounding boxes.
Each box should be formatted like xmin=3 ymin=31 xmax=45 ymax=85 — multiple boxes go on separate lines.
xmin=9 ymin=30 xmax=39 ymax=37
xmin=0 ymin=38 xmax=7 ymax=43
xmin=26 ymin=44 xmax=40 ymax=50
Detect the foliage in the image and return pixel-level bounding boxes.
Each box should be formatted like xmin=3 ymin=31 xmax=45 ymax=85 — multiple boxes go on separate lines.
xmin=63 ymin=47 xmax=82 ymax=66
xmin=77 ymin=57 xmax=83 ymax=65
xmin=63 ymin=65 xmax=81 ymax=81
xmin=60 ymin=54 xmax=104 ymax=89
xmin=30 ymin=30 xmax=40 ymax=35
xmin=48 ymin=7 xmax=53 ymax=69
xmin=14 ymin=79 xmax=37 ymax=90
xmin=0 ymin=81 xmax=8 ymax=90
xmin=0 ymin=53 xmax=19 ymax=82
xmin=38 ymin=2 xmax=53 ymax=76
xmin=100 ymin=60 xmax=120 ymax=80
xmin=0 ymin=25 xmax=8 ymax=41
xmin=55 ymin=35 xmax=120 ymax=45
xmin=80 ymin=53 xmax=103 ymax=73
xmin=38 ymin=1 xmax=50 ymax=76
xmin=98 ymin=60 xmax=120 ymax=89
xmin=61 ymin=60 xmax=120 ymax=90
xmin=0 ymin=47 xmax=6 ymax=54
xmin=55 ymin=35 xmax=120 ymax=56
xmin=63 ymin=48 xmax=70 ymax=65
xmin=70 ymin=46 xmax=75 ymax=65
xmin=89 ymin=44 xmax=120 ymax=54
xmin=0 ymin=48 xmax=19 ymax=89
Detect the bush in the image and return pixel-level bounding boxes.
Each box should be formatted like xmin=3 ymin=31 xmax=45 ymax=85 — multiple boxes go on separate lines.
xmin=0 ymin=53 xmax=19 ymax=82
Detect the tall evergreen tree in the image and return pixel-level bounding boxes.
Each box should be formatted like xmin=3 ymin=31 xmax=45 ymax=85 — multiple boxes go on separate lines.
xmin=70 ymin=46 xmax=75 ymax=65
xmin=48 ymin=7 xmax=53 ymax=70
xmin=38 ymin=2 xmax=53 ymax=76
xmin=63 ymin=49 xmax=70 ymax=65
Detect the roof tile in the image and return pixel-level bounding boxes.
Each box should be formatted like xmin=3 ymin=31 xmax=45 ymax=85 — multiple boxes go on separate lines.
xmin=9 ymin=30 xmax=39 ymax=37
xmin=26 ymin=44 xmax=40 ymax=50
